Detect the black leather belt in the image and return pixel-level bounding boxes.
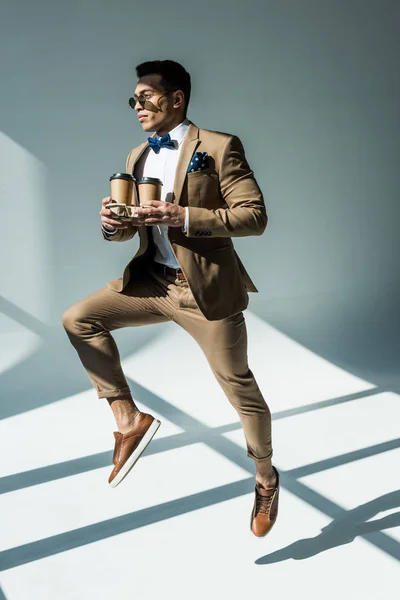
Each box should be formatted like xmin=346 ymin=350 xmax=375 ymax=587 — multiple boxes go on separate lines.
xmin=152 ymin=261 xmax=186 ymax=281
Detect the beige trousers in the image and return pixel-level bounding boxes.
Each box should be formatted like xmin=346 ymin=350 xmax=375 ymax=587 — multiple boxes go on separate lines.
xmin=62 ymin=265 xmax=272 ymax=462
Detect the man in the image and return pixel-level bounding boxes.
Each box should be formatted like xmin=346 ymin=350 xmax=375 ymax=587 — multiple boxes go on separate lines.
xmin=62 ymin=59 xmax=279 ymax=537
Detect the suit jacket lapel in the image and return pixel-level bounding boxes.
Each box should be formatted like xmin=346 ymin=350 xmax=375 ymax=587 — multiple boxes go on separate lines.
xmin=126 ymin=131 xmax=156 ymax=174
xmin=172 ymin=121 xmax=200 ymax=205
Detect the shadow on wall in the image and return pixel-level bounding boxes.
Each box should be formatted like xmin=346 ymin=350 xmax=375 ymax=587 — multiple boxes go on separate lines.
xmin=249 ymin=288 xmax=400 ymax=395
xmin=1 ymin=288 xmax=400 ymax=420
xmin=1 ymin=0 xmax=400 ymax=417
xmin=0 ymin=296 xmax=168 ymax=419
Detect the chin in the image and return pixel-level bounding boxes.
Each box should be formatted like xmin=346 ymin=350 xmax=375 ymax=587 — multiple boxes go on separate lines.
xmin=141 ymin=122 xmax=155 ymax=133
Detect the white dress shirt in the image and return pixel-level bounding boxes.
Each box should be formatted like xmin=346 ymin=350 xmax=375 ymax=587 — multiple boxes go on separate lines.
xmin=134 ymin=118 xmax=190 ymax=268
xmin=103 ymin=118 xmax=190 ymax=268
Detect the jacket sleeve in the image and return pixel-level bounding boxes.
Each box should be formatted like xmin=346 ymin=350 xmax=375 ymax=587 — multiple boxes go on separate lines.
xmin=186 ymin=135 xmax=268 ymax=238
xmin=101 ymin=148 xmax=139 ymax=242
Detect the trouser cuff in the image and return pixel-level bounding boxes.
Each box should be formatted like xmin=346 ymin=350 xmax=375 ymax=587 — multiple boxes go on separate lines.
xmin=247 ymin=450 xmax=273 ymax=463
xmin=97 ymin=386 xmax=132 ymax=399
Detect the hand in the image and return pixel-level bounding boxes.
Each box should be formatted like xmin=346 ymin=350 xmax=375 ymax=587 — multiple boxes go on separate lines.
xmin=100 ymin=197 xmax=145 ymax=230
xmin=134 ymin=200 xmax=186 ymax=227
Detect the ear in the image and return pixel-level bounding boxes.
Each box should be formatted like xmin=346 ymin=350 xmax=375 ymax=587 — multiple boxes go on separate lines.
xmin=173 ymin=90 xmax=185 ymax=109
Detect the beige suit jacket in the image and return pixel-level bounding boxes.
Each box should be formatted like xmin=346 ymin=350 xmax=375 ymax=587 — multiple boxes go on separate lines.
xmin=103 ymin=120 xmax=268 ymax=320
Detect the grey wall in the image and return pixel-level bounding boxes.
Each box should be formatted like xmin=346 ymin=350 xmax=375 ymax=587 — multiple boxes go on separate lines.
xmin=1 ymin=0 xmax=399 ymax=408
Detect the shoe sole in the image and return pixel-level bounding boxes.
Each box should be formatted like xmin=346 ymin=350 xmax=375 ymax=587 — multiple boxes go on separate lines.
xmin=109 ymin=419 xmax=161 ymax=488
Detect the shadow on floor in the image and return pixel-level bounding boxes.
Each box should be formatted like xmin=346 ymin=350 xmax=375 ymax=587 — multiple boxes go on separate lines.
xmin=1 ymin=378 xmax=399 ymax=571
xmin=0 ymin=478 xmax=254 ymax=572
xmin=256 ymin=490 xmax=400 ymax=564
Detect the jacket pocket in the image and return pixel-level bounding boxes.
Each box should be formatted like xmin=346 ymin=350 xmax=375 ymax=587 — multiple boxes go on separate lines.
xmin=187 ymin=167 xmax=216 ymax=179
xmin=187 ymin=170 xmax=219 ymax=208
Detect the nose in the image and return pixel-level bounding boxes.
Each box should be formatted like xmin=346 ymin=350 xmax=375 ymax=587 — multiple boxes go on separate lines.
xmin=129 ymin=97 xmax=143 ymax=111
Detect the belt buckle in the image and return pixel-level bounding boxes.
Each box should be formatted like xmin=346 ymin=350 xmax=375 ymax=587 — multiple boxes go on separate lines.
xmin=175 ymin=268 xmax=185 ymax=285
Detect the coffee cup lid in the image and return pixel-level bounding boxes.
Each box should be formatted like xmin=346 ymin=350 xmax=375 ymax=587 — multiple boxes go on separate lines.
xmin=137 ymin=177 xmax=163 ymax=185
xmin=110 ymin=173 xmax=135 ymax=182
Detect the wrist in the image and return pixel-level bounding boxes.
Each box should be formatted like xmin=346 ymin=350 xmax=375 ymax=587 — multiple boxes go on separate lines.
xmin=102 ymin=223 xmax=117 ymax=232
xmin=102 ymin=223 xmax=118 ymax=236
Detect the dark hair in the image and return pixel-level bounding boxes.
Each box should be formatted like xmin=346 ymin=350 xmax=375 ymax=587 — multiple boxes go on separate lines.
xmin=135 ymin=60 xmax=191 ymax=114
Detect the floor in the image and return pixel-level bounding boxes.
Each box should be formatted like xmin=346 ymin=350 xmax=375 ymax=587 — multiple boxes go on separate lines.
xmin=0 ymin=311 xmax=399 ymax=599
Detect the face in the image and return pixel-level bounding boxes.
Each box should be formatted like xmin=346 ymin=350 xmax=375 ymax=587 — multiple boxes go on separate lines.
xmin=130 ymin=74 xmax=185 ymax=136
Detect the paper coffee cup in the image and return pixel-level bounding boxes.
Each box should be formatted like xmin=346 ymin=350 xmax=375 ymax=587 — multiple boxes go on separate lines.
xmin=137 ymin=177 xmax=163 ymax=205
xmin=109 ymin=173 xmax=136 ymax=206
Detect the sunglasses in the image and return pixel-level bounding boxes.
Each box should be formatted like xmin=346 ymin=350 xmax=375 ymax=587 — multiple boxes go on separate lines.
xmin=128 ymin=89 xmax=177 ymax=112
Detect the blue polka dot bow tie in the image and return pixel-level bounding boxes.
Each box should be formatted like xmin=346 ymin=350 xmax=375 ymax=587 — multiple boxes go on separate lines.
xmin=147 ymin=133 xmax=176 ymax=153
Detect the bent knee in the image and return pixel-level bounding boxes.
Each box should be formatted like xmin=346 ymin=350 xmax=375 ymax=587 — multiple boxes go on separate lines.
xmin=62 ymin=302 xmax=89 ymax=334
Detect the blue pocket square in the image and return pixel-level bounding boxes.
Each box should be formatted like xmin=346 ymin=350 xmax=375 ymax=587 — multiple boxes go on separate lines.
xmin=187 ymin=152 xmax=209 ymax=173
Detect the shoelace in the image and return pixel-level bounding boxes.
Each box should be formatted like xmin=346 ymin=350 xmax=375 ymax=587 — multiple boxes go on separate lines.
xmin=255 ymin=490 xmax=274 ymax=515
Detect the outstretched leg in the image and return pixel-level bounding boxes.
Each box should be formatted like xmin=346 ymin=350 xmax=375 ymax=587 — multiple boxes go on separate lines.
xmin=175 ymin=306 xmax=275 ymax=488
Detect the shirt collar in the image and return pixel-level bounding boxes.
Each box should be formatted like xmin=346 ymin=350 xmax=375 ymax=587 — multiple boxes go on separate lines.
xmin=155 ymin=118 xmax=190 ymax=146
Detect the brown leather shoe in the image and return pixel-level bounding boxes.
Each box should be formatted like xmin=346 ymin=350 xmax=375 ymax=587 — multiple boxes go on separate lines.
xmin=250 ymin=466 xmax=280 ymax=537
xmin=108 ymin=412 xmax=161 ymax=488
